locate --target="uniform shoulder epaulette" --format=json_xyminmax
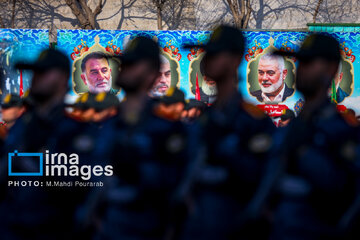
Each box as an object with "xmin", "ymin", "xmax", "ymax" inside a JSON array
[
  {"xmin": 65, "ymin": 111, "xmax": 83, "ymax": 122},
  {"xmin": 241, "ymin": 101, "xmax": 266, "ymax": 119}
]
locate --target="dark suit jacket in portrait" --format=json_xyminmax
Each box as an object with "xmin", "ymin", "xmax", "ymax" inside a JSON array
[{"xmin": 336, "ymin": 87, "xmax": 349, "ymax": 103}]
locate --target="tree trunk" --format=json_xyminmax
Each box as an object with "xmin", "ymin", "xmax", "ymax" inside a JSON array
[
  {"xmin": 0, "ymin": 15, "xmax": 5, "ymax": 28},
  {"xmin": 242, "ymin": 0, "xmax": 252, "ymax": 29},
  {"xmin": 65, "ymin": 0, "xmax": 103, "ymax": 29},
  {"xmin": 227, "ymin": 0, "xmax": 251, "ymax": 29},
  {"xmin": 157, "ymin": 6, "xmax": 162, "ymax": 30},
  {"xmin": 11, "ymin": 0, "xmax": 16, "ymax": 28},
  {"xmin": 227, "ymin": 0, "xmax": 241, "ymax": 28},
  {"xmin": 313, "ymin": 0, "xmax": 323, "ymax": 23}
]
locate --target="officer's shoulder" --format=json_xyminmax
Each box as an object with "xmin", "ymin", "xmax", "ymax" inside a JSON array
[
  {"xmin": 152, "ymin": 112, "xmax": 184, "ymax": 130},
  {"xmin": 339, "ymin": 110, "xmax": 359, "ymax": 127},
  {"xmin": 64, "ymin": 111, "xmax": 83, "ymax": 123},
  {"xmin": 240, "ymin": 101, "xmax": 267, "ymax": 120},
  {"xmin": 317, "ymin": 107, "xmax": 356, "ymax": 137}
]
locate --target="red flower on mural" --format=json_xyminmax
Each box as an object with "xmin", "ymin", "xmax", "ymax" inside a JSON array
[
  {"xmin": 187, "ymin": 47, "xmax": 205, "ymax": 62},
  {"xmin": 70, "ymin": 39, "xmax": 89, "ymax": 60},
  {"xmin": 245, "ymin": 40, "xmax": 263, "ymax": 62},
  {"xmin": 70, "ymin": 52, "xmax": 76, "ymax": 60},
  {"xmin": 187, "ymin": 53, "xmax": 194, "ymax": 61},
  {"xmin": 164, "ymin": 46, "xmax": 172, "ymax": 55},
  {"xmin": 340, "ymin": 42, "xmax": 355, "ymax": 63},
  {"xmin": 163, "ymin": 43, "xmax": 182, "ymax": 62}
]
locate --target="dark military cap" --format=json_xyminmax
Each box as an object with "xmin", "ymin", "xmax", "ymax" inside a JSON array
[
  {"xmin": 184, "ymin": 25, "xmax": 245, "ymax": 55},
  {"xmin": 280, "ymin": 109, "xmax": 295, "ymax": 121},
  {"xmin": 15, "ymin": 49, "xmax": 70, "ymax": 75},
  {"xmin": 1, "ymin": 93, "xmax": 23, "ymax": 109},
  {"xmin": 184, "ymin": 98, "xmax": 207, "ymax": 111},
  {"xmin": 159, "ymin": 87, "xmax": 185, "ymax": 105},
  {"xmin": 274, "ymin": 33, "xmax": 341, "ymax": 62},
  {"xmin": 119, "ymin": 36, "xmax": 160, "ymax": 68}
]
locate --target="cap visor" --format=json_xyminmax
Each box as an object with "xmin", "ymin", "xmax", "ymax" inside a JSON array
[
  {"xmin": 15, "ymin": 62, "xmax": 50, "ymax": 72},
  {"xmin": 1, "ymin": 104, "xmax": 10, "ymax": 109},
  {"xmin": 15, "ymin": 63, "xmax": 37, "ymax": 70},
  {"xmin": 117, "ymin": 53, "xmax": 142, "ymax": 64},
  {"xmin": 1, "ymin": 103, "xmax": 22, "ymax": 108}
]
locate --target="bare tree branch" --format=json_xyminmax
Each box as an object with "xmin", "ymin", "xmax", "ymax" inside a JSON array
[
  {"xmin": 152, "ymin": 0, "xmax": 167, "ymax": 30},
  {"xmin": 243, "ymin": 0, "xmax": 252, "ymax": 28},
  {"xmin": 11, "ymin": 0, "xmax": 16, "ymax": 28},
  {"xmin": 65, "ymin": 0, "xmax": 104, "ymax": 29},
  {"xmin": 94, "ymin": 0, "xmax": 103, "ymax": 15},
  {"xmin": 313, "ymin": 0, "xmax": 323, "ymax": 23},
  {"xmin": 64, "ymin": 0, "xmax": 91, "ymax": 29},
  {"xmin": 0, "ymin": 15, "xmax": 4, "ymax": 28},
  {"xmin": 226, "ymin": 0, "xmax": 252, "ymax": 28}
]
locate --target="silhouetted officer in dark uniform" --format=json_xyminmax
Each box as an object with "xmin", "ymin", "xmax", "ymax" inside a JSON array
[
  {"xmin": 0, "ymin": 49, "xmax": 96, "ymax": 239},
  {"xmin": 0, "ymin": 93, "xmax": 26, "ymax": 144},
  {"xmin": 89, "ymin": 37, "xmax": 191, "ymax": 240},
  {"xmin": 4, "ymin": 49, "xmax": 70, "ymax": 153},
  {"xmin": 153, "ymin": 87, "xmax": 186, "ymax": 122},
  {"xmin": 181, "ymin": 98, "xmax": 208, "ymax": 124},
  {"xmin": 180, "ymin": 25, "xmax": 275, "ymax": 240},
  {"xmin": 68, "ymin": 91, "xmax": 119, "ymax": 124},
  {"xmin": 267, "ymin": 34, "xmax": 359, "ymax": 240}
]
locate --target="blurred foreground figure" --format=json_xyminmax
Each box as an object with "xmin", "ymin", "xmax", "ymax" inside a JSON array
[
  {"xmin": 91, "ymin": 92, "xmax": 119, "ymax": 123},
  {"xmin": 4, "ymin": 49, "xmax": 70, "ymax": 152},
  {"xmin": 268, "ymin": 34, "xmax": 359, "ymax": 240},
  {"xmin": 0, "ymin": 93, "xmax": 25, "ymax": 142},
  {"xmin": 0, "ymin": 49, "xmax": 97, "ymax": 239},
  {"xmin": 278, "ymin": 109, "xmax": 295, "ymax": 128},
  {"xmin": 68, "ymin": 92, "xmax": 119, "ymax": 123},
  {"xmin": 90, "ymin": 37, "xmax": 191, "ymax": 240},
  {"xmin": 180, "ymin": 25, "xmax": 275, "ymax": 240},
  {"xmin": 67, "ymin": 93, "xmax": 91, "ymax": 122},
  {"xmin": 1, "ymin": 93, "xmax": 25, "ymax": 130},
  {"xmin": 181, "ymin": 98, "xmax": 208, "ymax": 123},
  {"xmin": 153, "ymin": 87, "xmax": 185, "ymax": 122}
]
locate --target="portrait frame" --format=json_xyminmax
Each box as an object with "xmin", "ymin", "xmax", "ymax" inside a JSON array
[
  {"xmin": 71, "ymin": 35, "xmax": 121, "ymax": 95},
  {"xmin": 246, "ymin": 38, "xmax": 296, "ymax": 103}
]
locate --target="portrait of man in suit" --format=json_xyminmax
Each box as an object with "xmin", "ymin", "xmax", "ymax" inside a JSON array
[
  {"xmin": 149, "ymin": 55, "xmax": 171, "ymax": 97},
  {"xmin": 251, "ymin": 53, "xmax": 294, "ymax": 103},
  {"xmin": 80, "ymin": 51, "xmax": 118, "ymax": 94},
  {"xmin": 198, "ymin": 58, "xmax": 217, "ymax": 105},
  {"xmin": 332, "ymin": 61, "xmax": 349, "ymax": 103}
]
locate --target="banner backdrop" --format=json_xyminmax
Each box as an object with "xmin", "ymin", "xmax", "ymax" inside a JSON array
[
  {"xmin": 57, "ymin": 30, "xmax": 360, "ymax": 118},
  {"xmin": 0, "ymin": 29, "xmax": 49, "ymax": 98}
]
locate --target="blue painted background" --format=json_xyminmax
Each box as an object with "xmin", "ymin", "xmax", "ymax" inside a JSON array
[
  {"xmin": 56, "ymin": 29, "xmax": 360, "ymax": 115},
  {"xmin": 0, "ymin": 29, "xmax": 49, "ymax": 97}
]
